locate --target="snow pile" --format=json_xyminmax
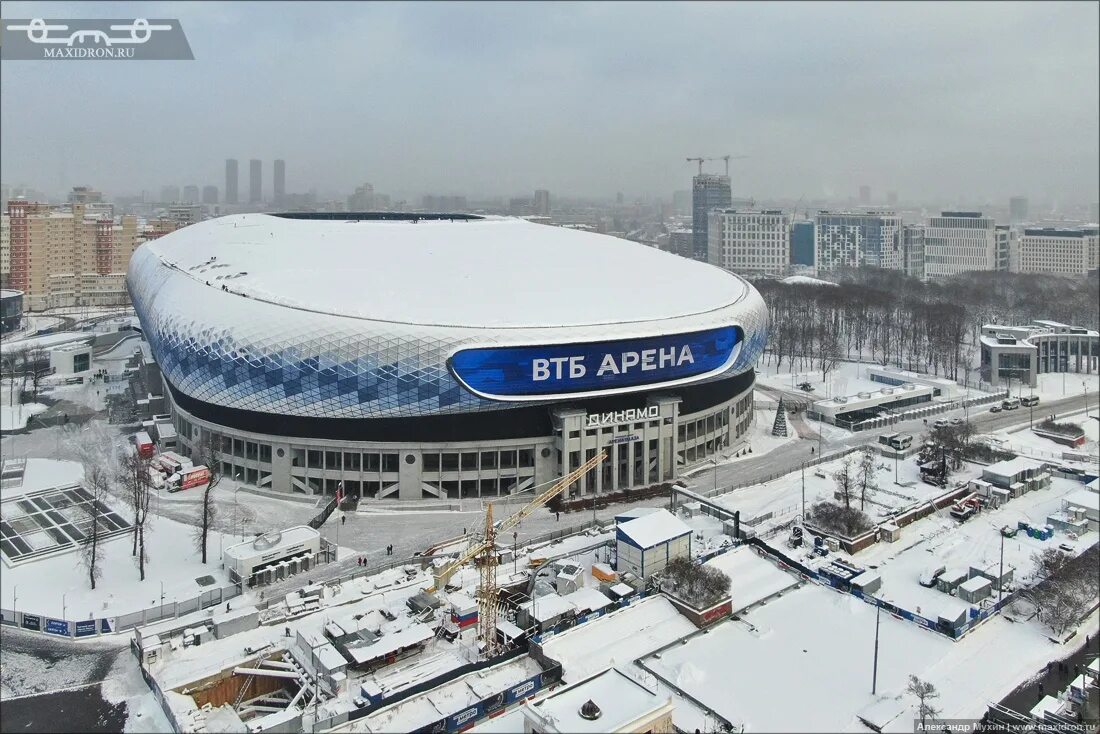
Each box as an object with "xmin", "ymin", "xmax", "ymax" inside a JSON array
[
  {"xmin": 0, "ymin": 402, "xmax": 47, "ymax": 432},
  {"xmin": 780, "ymin": 275, "xmax": 838, "ymax": 287}
]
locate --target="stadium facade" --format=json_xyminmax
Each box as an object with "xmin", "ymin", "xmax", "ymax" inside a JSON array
[{"xmin": 127, "ymin": 213, "xmax": 768, "ymax": 500}]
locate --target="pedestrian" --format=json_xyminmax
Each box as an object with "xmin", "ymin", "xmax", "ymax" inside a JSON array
[
  {"xmin": 357, "ymin": 557, "xmax": 361, "ymax": 567},
  {"xmin": 226, "ymin": 602, "xmax": 230, "ymax": 612},
  {"xmin": 811, "ymin": 446, "xmax": 815, "ymax": 455},
  {"xmin": 341, "ymin": 514, "xmax": 346, "ymax": 525},
  {"xmin": 556, "ymin": 512, "xmax": 560, "ymax": 522}
]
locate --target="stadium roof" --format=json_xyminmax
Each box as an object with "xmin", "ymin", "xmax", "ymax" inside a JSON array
[{"xmin": 143, "ymin": 213, "xmax": 748, "ymax": 329}]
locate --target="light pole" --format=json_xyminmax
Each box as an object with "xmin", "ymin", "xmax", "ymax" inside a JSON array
[
  {"xmin": 801, "ymin": 462, "xmax": 806, "ymax": 521},
  {"xmin": 871, "ymin": 603, "xmax": 881, "ymax": 694},
  {"xmin": 62, "ymin": 593, "xmax": 67, "ymax": 621},
  {"xmin": 998, "ymin": 528, "xmax": 1005, "ymax": 603},
  {"xmin": 159, "ymin": 582, "xmax": 165, "ymax": 619},
  {"xmin": 712, "ymin": 456, "xmax": 720, "ymax": 496},
  {"xmin": 1085, "ymin": 383, "xmax": 1090, "ymax": 419}
]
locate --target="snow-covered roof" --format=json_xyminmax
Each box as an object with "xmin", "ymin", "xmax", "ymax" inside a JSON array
[
  {"xmin": 958, "ymin": 576, "xmax": 992, "ymax": 593},
  {"xmin": 617, "ymin": 509, "xmax": 692, "ymax": 549},
  {"xmin": 344, "ymin": 623, "xmax": 434, "ymax": 665},
  {"xmin": 525, "ymin": 667, "xmax": 667, "ymax": 733},
  {"xmin": 519, "ymin": 593, "xmax": 576, "ymax": 623},
  {"xmin": 141, "ymin": 213, "xmax": 749, "ymax": 329},
  {"xmin": 1064, "ymin": 489, "xmax": 1099, "ymax": 512},
  {"xmin": 780, "ymin": 275, "xmax": 837, "ymax": 287},
  {"xmin": 983, "ymin": 457, "xmax": 1046, "ymax": 478},
  {"xmin": 614, "ymin": 507, "xmax": 662, "ymax": 523},
  {"xmin": 561, "ymin": 587, "xmax": 613, "ymax": 613}
]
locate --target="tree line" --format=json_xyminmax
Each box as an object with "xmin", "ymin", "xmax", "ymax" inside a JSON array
[{"xmin": 755, "ymin": 269, "xmax": 1099, "ymax": 382}]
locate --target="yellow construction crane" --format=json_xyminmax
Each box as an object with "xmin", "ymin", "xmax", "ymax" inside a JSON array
[{"xmin": 425, "ymin": 451, "xmax": 607, "ymax": 656}]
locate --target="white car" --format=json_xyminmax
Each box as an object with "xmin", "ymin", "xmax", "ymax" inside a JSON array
[
  {"xmin": 933, "ymin": 419, "xmax": 949, "ymax": 429},
  {"xmin": 950, "ymin": 417, "xmax": 964, "ymax": 426},
  {"xmin": 1058, "ymin": 543, "xmax": 1074, "ymax": 553}
]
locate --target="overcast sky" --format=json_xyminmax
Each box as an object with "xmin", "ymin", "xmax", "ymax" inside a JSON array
[{"xmin": 2, "ymin": 1, "xmax": 1098, "ymax": 205}]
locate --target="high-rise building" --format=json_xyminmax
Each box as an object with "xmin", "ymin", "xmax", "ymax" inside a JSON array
[
  {"xmin": 182, "ymin": 185, "xmax": 200, "ymax": 204},
  {"xmin": 347, "ymin": 183, "xmax": 374, "ymax": 211},
  {"xmin": 1015, "ymin": 227, "xmax": 1099, "ymax": 277},
  {"xmin": 859, "ymin": 186, "xmax": 871, "ymax": 205},
  {"xmin": 534, "ymin": 189, "xmax": 551, "ymax": 217},
  {"xmin": 225, "ymin": 159, "xmax": 239, "ymax": 205},
  {"xmin": 666, "ymin": 229, "xmax": 693, "ymax": 259},
  {"xmin": 68, "ymin": 186, "xmax": 104, "ymax": 204},
  {"xmin": 202, "ymin": 185, "xmax": 219, "ymax": 205},
  {"xmin": 790, "ymin": 221, "xmax": 815, "ymax": 266},
  {"xmin": 249, "ymin": 160, "xmax": 262, "ymax": 204},
  {"xmin": 996, "ymin": 225, "xmax": 1011, "ymax": 271},
  {"xmin": 273, "ymin": 159, "xmax": 285, "ymax": 205},
  {"xmin": 160, "ymin": 185, "xmax": 180, "ymax": 203},
  {"xmin": 708, "ymin": 209, "xmax": 790, "ymax": 277},
  {"xmin": 1009, "ymin": 196, "xmax": 1029, "ymax": 224},
  {"xmin": 902, "ymin": 224, "xmax": 925, "ymax": 280},
  {"xmin": 691, "ymin": 174, "xmax": 731, "ymax": 261},
  {"xmin": 672, "ymin": 190, "xmax": 691, "ymax": 215},
  {"xmin": 3, "ymin": 200, "xmax": 148, "ymax": 310},
  {"xmin": 508, "ymin": 197, "xmax": 532, "ymax": 215},
  {"xmin": 922, "ymin": 211, "xmax": 998, "ymax": 278},
  {"xmin": 814, "ymin": 211, "xmax": 903, "ymax": 273}
]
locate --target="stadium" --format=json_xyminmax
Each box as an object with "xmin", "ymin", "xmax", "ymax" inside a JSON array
[{"xmin": 126, "ymin": 213, "xmax": 768, "ymax": 500}]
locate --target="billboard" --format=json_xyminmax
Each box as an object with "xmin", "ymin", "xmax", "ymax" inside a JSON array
[{"xmin": 449, "ymin": 326, "xmax": 741, "ymax": 401}]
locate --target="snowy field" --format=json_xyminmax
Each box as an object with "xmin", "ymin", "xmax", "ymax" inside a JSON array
[
  {"xmin": 0, "ymin": 402, "xmax": 47, "ymax": 432},
  {"xmin": 756, "ymin": 358, "xmax": 891, "ymax": 400},
  {"xmin": 982, "ymin": 414, "xmax": 1100, "ymax": 460},
  {"xmin": 641, "ymin": 582, "xmax": 1093, "ymax": 732}
]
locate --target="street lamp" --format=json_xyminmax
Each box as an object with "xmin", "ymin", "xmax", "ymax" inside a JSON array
[
  {"xmin": 62, "ymin": 593, "xmax": 67, "ymax": 621},
  {"xmin": 1085, "ymin": 383, "xmax": 1090, "ymax": 419}
]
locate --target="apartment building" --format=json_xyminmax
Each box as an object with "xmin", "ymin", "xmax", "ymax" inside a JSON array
[
  {"xmin": 708, "ymin": 209, "xmax": 791, "ymax": 276},
  {"xmin": 902, "ymin": 224, "xmax": 925, "ymax": 280},
  {"xmin": 923, "ymin": 211, "xmax": 999, "ymax": 278},
  {"xmin": 2, "ymin": 198, "xmax": 161, "ymax": 310},
  {"xmin": 1015, "ymin": 227, "xmax": 1100, "ymax": 277},
  {"xmin": 814, "ymin": 211, "xmax": 903, "ymax": 272}
]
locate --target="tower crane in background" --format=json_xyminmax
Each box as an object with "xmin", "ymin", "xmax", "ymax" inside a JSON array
[
  {"xmin": 425, "ymin": 451, "xmax": 607, "ymax": 658},
  {"xmin": 687, "ymin": 155, "xmax": 749, "ymax": 176}
]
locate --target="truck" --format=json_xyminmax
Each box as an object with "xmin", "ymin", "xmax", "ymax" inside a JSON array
[
  {"xmin": 134, "ymin": 431, "xmax": 155, "ymax": 459},
  {"xmin": 152, "ymin": 451, "xmax": 192, "ymax": 476},
  {"xmin": 167, "ymin": 465, "xmax": 211, "ymax": 493}
]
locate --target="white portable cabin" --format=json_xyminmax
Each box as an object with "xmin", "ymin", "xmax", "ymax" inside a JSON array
[{"xmin": 615, "ymin": 508, "xmax": 692, "ymax": 579}]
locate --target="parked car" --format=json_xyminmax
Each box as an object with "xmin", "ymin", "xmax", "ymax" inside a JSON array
[
  {"xmin": 1058, "ymin": 543, "xmax": 1074, "ymax": 553},
  {"xmin": 797, "ymin": 382, "xmax": 815, "ymax": 392},
  {"xmin": 950, "ymin": 417, "xmax": 964, "ymax": 426},
  {"xmin": 990, "ymin": 405, "xmax": 1002, "ymax": 413},
  {"xmin": 919, "ymin": 563, "xmax": 946, "ymax": 587},
  {"xmin": 1001, "ymin": 525, "xmax": 1018, "ymax": 538},
  {"xmin": 933, "ymin": 419, "xmax": 949, "ymax": 429}
]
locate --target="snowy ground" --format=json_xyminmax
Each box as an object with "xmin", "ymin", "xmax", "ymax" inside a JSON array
[
  {"xmin": 704, "ymin": 546, "xmax": 802, "ymax": 612},
  {"xmin": 0, "ymin": 402, "xmax": 47, "ymax": 432},
  {"xmin": 981, "ymin": 414, "xmax": 1100, "ymax": 460},
  {"xmin": 756, "ymin": 358, "xmax": 892, "ymax": 401},
  {"xmin": 640, "ymin": 582, "xmax": 1095, "ymax": 733},
  {"xmin": 681, "ymin": 408, "xmax": 802, "ymax": 480},
  {"xmin": 1021, "ymin": 372, "xmax": 1099, "ymax": 402}
]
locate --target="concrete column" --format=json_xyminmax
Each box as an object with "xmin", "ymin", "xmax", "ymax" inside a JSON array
[
  {"xmin": 271, "ymin": 442, "xmax": 292, "ymax": 493},
  {"xmin": 398, "ymin": 451, "xmax": 421, "ymax": 500}
]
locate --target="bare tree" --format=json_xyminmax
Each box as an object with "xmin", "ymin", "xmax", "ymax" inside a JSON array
[
  {"xmin": 906, "ymin": 675, "xmax": 941, "ymax": 727},
  {"xmin": 119, "ymin": 450, "xmax": 154, "ymax": 579},
  {"xmin": 1022, "ymin": 546, "xmax": 1099, "ymax": 635},
  {"xmin": 26, "ymin": 344, "xmax": 49, "ymax": 401},
  {"xmin": 832, "ymin": 456, "xmax": 856, "ymax": 510},
  {"xmin": 856, "ymin": 449, "xmax": 879, "ymax": 511},
  {"xmin": 192, "ymin": 437, "xmax": 222, "ymax": 564},
  {"xmin": 80, "ymin": 462, "xmax": 110, "ymax": 589}
]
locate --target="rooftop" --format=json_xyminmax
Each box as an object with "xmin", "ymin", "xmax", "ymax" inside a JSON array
[
  {"xmin": 143, "ymin": 213, "xmax": 749, "ymax": 329},
  {"xmin": 983, "ymin": 457, "xmax": 1046, "ymax": 478},
  {"xmin": 525, "ymin": 667, "xmax": 669, "ymax": 734},
  {"xmin": 616, "ymin": 508, "xmax": 692, "ymax": 549}
]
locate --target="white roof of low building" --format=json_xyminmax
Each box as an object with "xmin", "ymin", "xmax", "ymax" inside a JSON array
[
  {"xmin": 524, "ymin": 667, "xmax": 668, "ymax": 734},
  {"xmin": 958, "ymin": 576, "xmax": 992, "ymax": 593},
  {"xmin": 223, "ymin": 525, "xmax": 319, "ymax": 564},
  {"xmin": 1064, "ymin": 489, "xmax": 1099, "ymax": 512},
  {"xmin": 561, "ymin": 587, "xmax": 613, "ymax": 613},
  {"xmin": 617, "ymin": 509, "xmax": 691, "ymax": 549},
  {"xmin": 983, "ymin": 457, "xmax": 1046, "ymax": 478},
  {"xmin": 344, "ymin": 623, "xmax": 434, "ymax": 665},
  {"xmin": 518, "ymin": 593, "xmax": 576, "ymax": 623}
]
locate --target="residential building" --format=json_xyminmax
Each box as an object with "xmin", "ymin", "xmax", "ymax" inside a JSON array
[
  {"xmin": 923, "ymin": 211, "xmax": 998, "ymax": 278},
  {"xmin": 273, "ymin": 159, "xmax": 285, "ymax": 206},
  {"xmin": 691, "ymin": 173, "xmax": 731, "ymax": 261},
  {"xmin": 708, "ymin": 208, "xmax": 791, "ymax": 276},
  {"xmin": 1009, "ymin": 196, "xmax": 1028, "ymax": 224},
  {"xmin": 201, "ymin": 185, "xmax": 218, "ymax": 205},
  {"xmin": 814, "ymin": 211, "xmax": 903, "ymax": 272},
  {"xmin": 508, "ymin": 196, "xmax": 532, "ymax": 215},
  {"xmin": 666, "ymin": 228, "xmax": 692, "ymax": 259},
  {"xmin": 1015, "ymin": 227, "xmax": 1099, "ymax": 277},
  {"xmin": 68, "ymin": 186, "xmax": 104, "ymax": 205},
  {"xmin": 225, "ymin": 159, "xmax": 238, "ymax": 205},
  {"xmin": 249, "ymin": 159, "xmax": 262, "ymax": 204},
  {"xmin": 182, "ymin": 185, "xmax": 200, "ymax": 204},
  {"xmin": 790, "ymin": 221, "xmax": 814, "ymax": 266},
  {"xmin": 167, "ymin": 205, "xmax": 203, "ymax": 228},
  {"xmin": 534, "ymin": 189, "xmax": 551, "ymax": 217},
  {"xmin": 347, "ymin": 183, "xmax": 374, "ymax": 211},
  {"xmin": 3, "ymin": 199, "xmax": 148, "ymax": 310},
  {"xmin": 511, "ymin": 667, "xmax": 674, "ymax": 734},
  {"xmin": 902, "ymin": 224, "xmax": 925, "ymax": 280}
]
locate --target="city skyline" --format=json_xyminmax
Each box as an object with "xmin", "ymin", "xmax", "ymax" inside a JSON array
[{"xmin": 1, "ymin": 1, "xmax": 1098, "ymax": 206}]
